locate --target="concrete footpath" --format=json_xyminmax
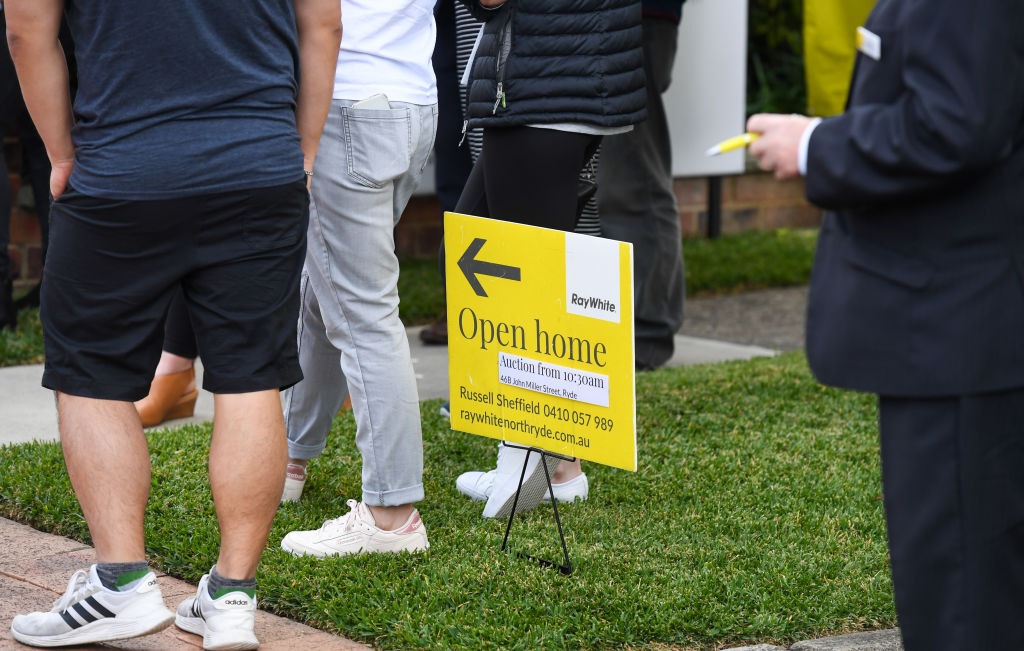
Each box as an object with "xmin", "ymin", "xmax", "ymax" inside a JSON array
[{"xmin": 0, "ymin": 287, "xmax": 901, "ymax": 649}]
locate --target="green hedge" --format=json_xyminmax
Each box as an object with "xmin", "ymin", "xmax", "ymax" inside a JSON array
[{"xmin": 746, "ymin": 0, "xmax": 806, "ymax": 115}]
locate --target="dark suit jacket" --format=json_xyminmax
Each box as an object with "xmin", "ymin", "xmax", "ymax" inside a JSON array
[{"xmin": 804, "ymin": 0, "xmax": 1024, "ymax": 397}]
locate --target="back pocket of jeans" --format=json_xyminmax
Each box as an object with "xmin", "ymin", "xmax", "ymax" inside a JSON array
[{"xmin": 342, "ymin": 106, "xmax": 412, "ymax": 189}]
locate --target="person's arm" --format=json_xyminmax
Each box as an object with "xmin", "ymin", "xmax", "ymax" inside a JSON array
[
  {"xmin": 752, "ymin": 0, "xmax": 1024, "ymax": 209},
  {"xmin": 456, "ymin": 0, "xmax": 507, "ymax": 22},
  {"xmin": 293, "ymin": 0, "xmax": 341, "ymax": 184},
  {"xmin": 5, "ymin": 0, "xmax": 74, "ymax": 198}
]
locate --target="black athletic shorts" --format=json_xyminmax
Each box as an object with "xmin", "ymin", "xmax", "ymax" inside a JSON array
[{"xmin": 41, "ymin": 179, "xmax": 308, "ymax": 401}]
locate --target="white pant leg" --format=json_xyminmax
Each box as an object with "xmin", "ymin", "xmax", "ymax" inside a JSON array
[{"xmin": 286, "ymin": 100, "xmax": 437, "ymax": 506}]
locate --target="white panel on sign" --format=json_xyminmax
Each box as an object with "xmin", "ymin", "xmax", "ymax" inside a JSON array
[{"xmin": 564, "ymin": 232, "xmax": 621, "ymax": 324}]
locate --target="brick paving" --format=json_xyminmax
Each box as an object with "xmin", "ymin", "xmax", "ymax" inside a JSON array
[{"xmin": 0, "ymin": 519, "xmax": 368, "ymax": 651}]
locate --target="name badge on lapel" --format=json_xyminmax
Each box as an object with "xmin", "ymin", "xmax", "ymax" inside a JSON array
[{"xmin": 856, "ymin": 26, "xmax": 882, "ymax": 61}]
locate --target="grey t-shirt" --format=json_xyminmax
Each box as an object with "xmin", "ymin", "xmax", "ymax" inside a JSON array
[{"xmin": 65, "ymin": 0, "xmax": 304, "ymax": 199}]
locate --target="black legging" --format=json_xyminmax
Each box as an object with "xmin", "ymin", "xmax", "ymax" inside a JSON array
[
  {"xmin": 163, "ymin": 286, "xmax": 198, "ymax": 359},
  {"xmin": 455, "ymin": 126, "xmax": 601, "ymax": 229},
  {"xmin": 439, "ymin": 126, "xmax": 601, "ymax": 287}
]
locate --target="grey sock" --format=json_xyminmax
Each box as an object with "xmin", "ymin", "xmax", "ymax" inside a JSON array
[
  {"xmin": 95, "ymin": 561, "xmax": 149, "ymax": 592},
  {"xmin": 207, "ymin": 566, "xmax": 257, "ymax": 600}
]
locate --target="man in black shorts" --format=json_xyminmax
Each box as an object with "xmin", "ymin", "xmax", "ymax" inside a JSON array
[{"xmin": 5, "ymin": 1, "xmax": 339, "ymax": 648}]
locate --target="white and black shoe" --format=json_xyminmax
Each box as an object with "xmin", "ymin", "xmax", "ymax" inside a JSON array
[
  {"xmin": 175, "ymin": 573, "xmax": 258, "ymax": 651},
  {"xmin": 10, "ymin": 565, "xmax": 174, "ymax": 647}
]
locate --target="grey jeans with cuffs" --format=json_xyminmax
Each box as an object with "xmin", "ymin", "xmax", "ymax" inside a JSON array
[{"xmin": 283, "ymin": 99, "xmax": 438, "ymax": 506}]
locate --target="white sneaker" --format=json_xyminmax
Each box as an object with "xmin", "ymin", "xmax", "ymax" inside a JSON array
[
  {"xmin": 544, "ymin": 472, "xmax": 589, "ymax": 503},
  {"xmin": 280, "ymin": 499, "xmax": 429, "ymax": 558},
  {"xmin": 175, "ymin": 573, "xmax": 258, "ymax": 651},
  {"xmin": 455, "ymin": 469, "xmax": 496, "ymax": 501},
  {"xmin": 10, "ymin": 565, "xmax": 174, "ymax": 647},
  {"xmin": 480, "ymin": 443, "xmax": 562, "ymax": 519},
  {"xmin": 281, "ymin": 463, "xmax": 306, "ymax": 503},
  {"xmin": 457, "ymin": 455, "xmax": 589, "ymax": 505},
  {"xmin": 456, "ymin": 443, "xmax": 525, "ymax": 501}
]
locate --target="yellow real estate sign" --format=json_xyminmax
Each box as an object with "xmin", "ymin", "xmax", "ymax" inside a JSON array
[{"xmin": 445, "ymin": 212, "xmax": 637, "ymax": 471}]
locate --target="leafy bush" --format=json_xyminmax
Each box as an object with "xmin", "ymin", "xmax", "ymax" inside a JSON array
[{"xmin": 747, "ymin": 0, "xmax": 807, "ymax": 115}]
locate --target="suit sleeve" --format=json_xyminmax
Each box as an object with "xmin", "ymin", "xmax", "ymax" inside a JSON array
[{"xmin": 805, "ymin": 0, "xmax": 1024, "ymax": 209}]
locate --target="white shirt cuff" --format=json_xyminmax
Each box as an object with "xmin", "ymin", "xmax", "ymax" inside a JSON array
[{"xmin": 798, "ymin": 117, "xmax": 823, "ymax": 177}]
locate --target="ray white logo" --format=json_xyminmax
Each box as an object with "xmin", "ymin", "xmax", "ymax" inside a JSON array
[
  {"xmin": 570, "ymin": 293, "xmax": 616, "ymax": 313},
  {"xmin": 564, "ymin": 233, "xmax": 622, "ymax": 323}
]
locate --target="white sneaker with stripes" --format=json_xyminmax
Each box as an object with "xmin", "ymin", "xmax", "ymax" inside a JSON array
[
  {"xmin": 175, "ymin": 573, "xmax": 258, "ymax": 651},
  {"xmin": 10, "ymin": 565, "xmax": 174, "ymax": 647}
]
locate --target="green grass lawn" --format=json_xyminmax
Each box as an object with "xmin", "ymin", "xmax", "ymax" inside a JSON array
[
  {"xmin": 683, "ymin": 228, "xmax": 817, "ymax": 297},
  {"xmin": 0, "ymin": 352, "xmax": 894, "ymax": 649},
  {"xmin": 0, "ymin": 306, "xmax": 43, "ymax": 368}
]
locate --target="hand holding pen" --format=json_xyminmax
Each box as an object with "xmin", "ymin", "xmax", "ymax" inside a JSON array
[{"xmin": 705, "ymin": 114, "xmax": 813, "ymax": 180}]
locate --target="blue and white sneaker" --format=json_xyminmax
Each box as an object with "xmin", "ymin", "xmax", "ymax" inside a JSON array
[
  {"xmin": 175, "ymin": 572, "xmax": 258, "ymax": 650},
  {"xmin": 439, "ymin": 401, "xmax": 451, "ymax": 419},
  {"xmin": 10, "ymin": 565, "xmax": 173, "ymax": 647}
]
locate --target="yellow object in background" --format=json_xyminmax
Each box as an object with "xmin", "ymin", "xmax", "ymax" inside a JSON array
[
  {"xmin": 803, "ymin": 0, "xmax": 878, "ymax": 117},
  {"xmin": 705, "ymin": 132, "xmax": 761, "ymax": 157}
]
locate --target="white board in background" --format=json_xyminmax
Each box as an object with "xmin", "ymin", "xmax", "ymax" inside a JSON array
[{"xmin": 665, "ymin": 0, "xmax": 749, "ymax": 178}]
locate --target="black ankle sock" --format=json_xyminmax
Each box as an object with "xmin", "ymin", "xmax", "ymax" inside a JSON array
[
  {"xmin": 95, "ymin": 561, "xmax": 149, "ymax": 591},
  {"xmin": 207, "ymin": 566, "xmax": 256, "ymax": 600}
]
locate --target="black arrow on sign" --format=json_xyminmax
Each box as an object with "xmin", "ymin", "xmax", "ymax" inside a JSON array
[{"xmin": 458, "ymin": 238, "xmax": 521, "ymax": 297}]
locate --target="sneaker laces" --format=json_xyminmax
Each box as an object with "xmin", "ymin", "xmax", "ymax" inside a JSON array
[
  {"xmin": 319, "ymin": 499, "xmax": 374, "ymax": 534},
  {"xmin": 51, "ymin": 570, "xmax": 91, "ymax": 613}
]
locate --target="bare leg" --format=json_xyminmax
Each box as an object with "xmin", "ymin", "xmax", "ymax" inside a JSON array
[
  {"xmin": 552, "ymin": 459, "xmax": 583, "ymax": 483},
  {"xmin": 210, "ymin": 390, "xmax": 286, "ymax": 579},
  {"xmin": 367, "ymin": 504, "xmax": 414, "ymax": 530},
  {"xmin": 57, "ymin": 393, "xmax": 150, "ymax": 562},
  {"xmin": 286, "ymin": 457, "xmax": 413, "ymax": 531},
  {"xmin": 153, "ymin": 351, "xmax": 196, "ymax": 393},
  {"xmin": 154, "ymin": 351, "xmax": 193, "ymax": 375}
]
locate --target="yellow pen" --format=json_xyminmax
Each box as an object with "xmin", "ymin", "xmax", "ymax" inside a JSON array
[{"xmin": 704, "ymin": 132, "xmax": 760, "ymax": 157}]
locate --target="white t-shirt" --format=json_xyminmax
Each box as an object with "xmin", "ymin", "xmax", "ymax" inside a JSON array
[{"xmin": 333, "ymin": 0, "xmax": 437, "ymax": 105}]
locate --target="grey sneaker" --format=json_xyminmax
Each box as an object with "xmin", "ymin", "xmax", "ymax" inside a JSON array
[
  {"xmin": 175, "ymin": 573, "xmax": 258, "ymax": 651},
  {"xmin": 10, "ymin": 565, "xmax": 174, "ymax": 647}
]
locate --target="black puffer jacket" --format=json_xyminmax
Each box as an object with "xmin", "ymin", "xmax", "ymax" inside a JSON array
[{"xmin": 459, "ymin": 0, "xmax": 647, "ymax": 129}]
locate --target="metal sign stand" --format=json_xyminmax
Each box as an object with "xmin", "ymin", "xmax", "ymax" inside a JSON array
[{"xmin": 498, "ymin": 442, "xmax": 576, "ymax": 575}]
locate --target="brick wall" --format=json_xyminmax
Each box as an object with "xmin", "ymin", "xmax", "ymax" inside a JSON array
[
  {"xmin": 394, "ymin": 171, "xmax": 823, "ymax": 259},
  {"xmin": 673, "ymin": 173, "xmax": 824, "ymax": 237},
  {"xmin": 4, "ymin": 137, "xmax": 44, "ymax": 291}
]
